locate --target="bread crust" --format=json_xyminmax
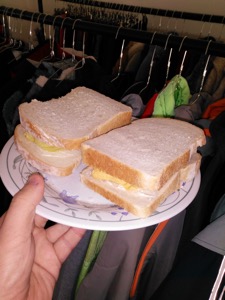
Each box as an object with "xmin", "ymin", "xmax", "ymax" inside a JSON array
[
  {"xmin": 81, "ymin": 167, "xmax": 179, "ymax": 218},
  {"xmin": 81, "ymin": 118, "xmax": 205, "ymax": 191},
  {"xmin": 19, "ymin": 111, "xmax": 132, "ymax": 150},
  {"xmin": 80, "ymin": 153, "xmax": 201, "ymax": 218},
  {"xmin": 82, "ymin": 144, "xmax": 190, "ymax": 190},
  {"xmin": 18, "ymin": 87, "xmax": 132, "ymax": 150}
]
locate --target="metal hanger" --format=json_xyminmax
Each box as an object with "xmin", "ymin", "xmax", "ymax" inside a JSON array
[
  {"xmin": 111, "ymin": 25, "xmax": 125, "ymax": 83},
  {"xmin": 73, "ymin": 30, "xmax": 86, "ymax": 71},
  {"xmin": 178, "ymin": 35, "xmax": 188, "ymax": 76},
  {"xmin": 0, "ymin": 8, "xmax": 16, "ymax": 53},
  {"xmin": 28, "ymin": 12, "xmax": 35, "ymax": 51},
  {"xmin": 7, "ymin": 11, "xmax": 30, "ymax": 64},
  {"xmin": 42, "ymin": 14, "xmax": 49, "ymax": 41},
  {"xmin": 199, "ymin": 14, "xmax": 206, "ymax": 39},
  {"xmin": 60, "ymin": 17, "xmax": 73, "ymax": 60},
  {"xmin": 163, "ymin": 33, "xmax": 173, "ymax": 87},
  {"xmin": 0, "ymin": 8, "xmax": 26, "ymax": 55},
  {"xmin": 191, "ymin": 39, "xmax": 213, "ymax": 104},
  {"xmin": 40, "ymin": 14, "xmax": 60, "ymax": 62},
  {"xmin": 71, "ymin": 18, "xmax": 82, "ymax": 62},
  {"xmin": 139, "ymin": 31, "xmax": 158, "ymax": 96},
  {"xmin": 206, "ymin": 15, "xmax": 214, "ymax": 38},
  {"xmin": 166, "ymin": 10, "xmax": 175, "ymax": 32},
  {"xmin": 0, "ymin": 7, "xmax": 11, "ymax": 49},
  {"xmin": 180, "ymin": 12, "xmax": 187, "ymax": 36}
]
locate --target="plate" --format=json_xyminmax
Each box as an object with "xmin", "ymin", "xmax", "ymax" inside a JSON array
[{"xmin": 0, "ymin": 137, "xmax": 200, "ymax": 231}]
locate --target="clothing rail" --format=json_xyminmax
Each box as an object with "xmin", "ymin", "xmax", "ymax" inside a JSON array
[
  {"xmin": 58, "ymin": 0, "xmax": 225, "ymax": 24},
  {"xmin": 1, "ymin": 6, "xmax": 225, "ymax": 57}
]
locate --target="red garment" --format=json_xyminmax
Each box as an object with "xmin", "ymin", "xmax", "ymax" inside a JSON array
[
  {"xmin": 202, "ymin": 98, "xmax": 225, "ymax": 120},
  {"xmin": 141, "ymin": 93, "xmax": 158, "ymax": 118}
]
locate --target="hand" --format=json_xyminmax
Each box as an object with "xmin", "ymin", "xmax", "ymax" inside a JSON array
[{"xmin": 0, "ymin": 173, "xmax": 86, "ymax": 300}]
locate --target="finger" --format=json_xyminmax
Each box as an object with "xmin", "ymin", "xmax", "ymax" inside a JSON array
[
  {"xmin": 0, "ymin": 213, "xmax": 6, "ymax": 227},
  {"xmin": 34, "ymin": 214, "xmax": 48, "ymax": 228},
  {"xmin": 46, "ymin": 223, "xmax": 72, "ymax": 243},
  {"xmin": 1, "ymin": 173, "xmax": 45, "ymax": 237},
  {"xmin": 53, "ymin": 227, "xmax": 86, "ymax": 263}
]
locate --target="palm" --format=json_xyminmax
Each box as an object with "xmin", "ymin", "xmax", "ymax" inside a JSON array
[{"xmin": 28, "ymin": 217, "xmax": 85, "ymax": 299}]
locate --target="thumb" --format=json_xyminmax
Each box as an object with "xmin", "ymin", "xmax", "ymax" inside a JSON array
[{"xmin": 2, "ymin": 173, "xmax": 45, "ymax": 236}]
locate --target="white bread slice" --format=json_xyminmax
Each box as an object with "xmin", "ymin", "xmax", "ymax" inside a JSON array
[
  {"xmin": 80, "ymin": 153, "xmax": 201, "ymax": 218},
  {"xmin": 18, "ymin": 86, "xmax": 132, "ymax": 150},
  {"xmin": 81, "ymin": 118, "xmax": 206, "ymax": 191},
  {"xmin": 14, "ymin": 124, "xmax": 81, "ymax": 176}
]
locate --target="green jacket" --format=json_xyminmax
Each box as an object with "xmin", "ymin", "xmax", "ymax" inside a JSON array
[{"xmin": 152, "ymin": 75, "xmax": 191, "ymax": 117}]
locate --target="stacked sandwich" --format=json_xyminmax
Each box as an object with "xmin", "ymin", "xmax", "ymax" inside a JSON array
[
  {"xmin": 14, "ymin": 87, "xmax": 206, "ymax": 218},
  {"xmin": 14, "ymin": 86, "xmax": 132, "ymax": 176},
  {"xmin": 80, "ymin": 118, "xmax": 206, "ymax": 218}
]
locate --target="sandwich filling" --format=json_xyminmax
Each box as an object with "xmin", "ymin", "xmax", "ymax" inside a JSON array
[
  {"xmin": 92, "ymin": 168, "xmax": 138, "ymax": 191},
  {"xmin": 24, "ymin": 132, "xmax": 63, "ymax": 152}
]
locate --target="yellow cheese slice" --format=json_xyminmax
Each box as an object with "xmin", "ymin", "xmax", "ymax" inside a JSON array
[
  {"xmin": 92, "ymin": 169, "xmax": 137, "ymax": 191},
  {"xmin": 24, "ymin": 132, "xmax": 63, "ymax": 152}
]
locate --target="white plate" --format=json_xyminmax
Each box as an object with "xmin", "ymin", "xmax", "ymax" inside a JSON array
[{"xmin": 0, "ymin": 137, "xmax": 201, "ymax": 231}]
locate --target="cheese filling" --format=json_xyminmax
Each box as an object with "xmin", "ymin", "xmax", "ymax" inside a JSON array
[
  {"xmin": 92, "ymin": 169, "xmax": 137, "ymax": 191},
  {"xmin": 24, "ymin": 132, "xmax": 63, "ymax": 152}
]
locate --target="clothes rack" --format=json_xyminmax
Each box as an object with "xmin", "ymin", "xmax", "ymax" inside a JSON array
[
  {"xmin": 58, "ymin": 0, "xmax": 225, "ymax": 25},
  {"xmin": 1, "ymin": 6, "xmax": 225, "ymax": 57}
]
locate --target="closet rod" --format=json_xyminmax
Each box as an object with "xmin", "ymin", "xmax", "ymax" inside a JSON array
[
  {"xmin": 58, "ymin": 0, "xmax": 225, "ymax": 24},
  {"xmin": 1, "ymin": 6, "xmax": 225, "ymax": 57}
]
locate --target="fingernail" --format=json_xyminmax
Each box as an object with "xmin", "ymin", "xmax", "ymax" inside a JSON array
[{"xmin": 27, "ymin": 172, "xmax": 44, "ymax": 185}]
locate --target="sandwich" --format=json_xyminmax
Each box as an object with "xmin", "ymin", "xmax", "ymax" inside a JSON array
[
  {"xmin": 14, "ymin": 86, "xmax": 132, "ymax": 176},
  {"xmin": 80, "ymin": 118, "xmax": 206, "ymax": 218}
]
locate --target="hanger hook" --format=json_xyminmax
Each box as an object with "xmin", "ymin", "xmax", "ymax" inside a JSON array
[
  {"xmin": 60, "ymin": 17, "xmax": 72, "ymax": 59},
  {"xmin": 199, "ymin": 14, "xmax": 206, "ymax": 38},
  {"xmin": 61, "ymin": 16, "xmax": 71, "ymax": 29},
  {"xmin": 115, "ymin": 25, "xmax": 123, "ymax": 39},
  {"xmin": 178, "ymin": 35, "xmax": 187, "ymax": 52},
  {"xmin": 72, "ymin": 18, "xmax": 82, "ymax": 30},
  {"xmin": 42, "ymin": 14, "xmax": 49, "ymax": 26},
  {"xmin": 36, "ymin": 12, "xmax": 44, "ymax": 25},
  {"xmin": 41, "ymin": 14, "xmax": 49, "ymax": 40},
  {"xmin": 3, "ymin": 7, "xmax": 10, "ymax": 17},
  {"xmin": 207, "ymin": 15, "xmax": 213, "ymax": 37},
  {"xmin": 205, "ymin": 38, "xmax": 212, "ymax": 55},
  {"xmin": 178, "ymin": 36, "xmax": 188, "ymax": 76},
  {"xmin": 192, "ymin": 38, "xmax": 212, "ymax": 104},
  {"xmin": 28, "ymin": 12, "xmax": 36, "ymax": 50},
  {"xmin": 10, "ymin": 8, "xmax": 16, "ymax": 18},
  {"xmin": 19, "ymin": 9, "xmax": 24, "ymax": 20},
  {"xmin": 52, "ymin": 15, "xmax": 61, "ymax": 28},
  {"xmin": 166, "ymin": 10, "xmax": 175, "ymax": 31},
  {"xmin": 18, "ymin": 10, "xmax": 25, "ymax": 38},
  {"xmin": 72, "ymin": 19, "xmax": 82, "ymax": 52},
  {"xmin": 1, "ymin": 7, "xmax": 7, "ymax": 33},
  {"xmin": 178, "ymin": 11, "xmax": 187, "ymax": 36},
  {"xmin": 111, "ymin": 38, "xmax": 125, "ymax": 82},
  {"xmin": 150, "ymin": 31, "xmax": 157, "ymax": 45},
  {"xmin": 164, "ymin": 33, "xmax": 173, "ymax": 50},
  {"xmin": 8, "ymin": 8, "xmax": 16, "ymax": 34}
]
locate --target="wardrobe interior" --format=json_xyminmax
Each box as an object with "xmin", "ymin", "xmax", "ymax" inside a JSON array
[{"xmin": 0, "ymin": 1, "xmax": 225, "ymax": 299}]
